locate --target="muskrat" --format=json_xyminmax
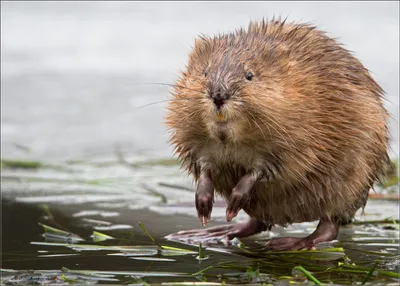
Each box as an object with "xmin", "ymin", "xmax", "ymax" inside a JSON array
[{"xmin": 165, "ymin": 19, "xmax": 393, "ymax": 250}]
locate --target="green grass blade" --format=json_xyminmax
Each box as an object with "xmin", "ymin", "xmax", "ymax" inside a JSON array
[
  {"xmin": 38, "ymin": 223, "xmax": 83, "ymax": 242},
  {"xmin": 138, "ymin": 222, "xmax": 162, "ymax": 248},
  {"xmin": 92, "ymin": 231, "xmax": 114, "ymax": 242},
  {"xmin": 160, "ymin": 245, "xmax": 198, "ymax": 256},
  {"xmin": 192, "ymin": 266, "xmax": 214, "ymax": 276},
  {"xmin": 199, "ymin": 242, "xmax": 205, "ymax": 259},
  {"xmin": 293, "ymin": 266, "xmax": 323, "ymax": 286},
  {"xmin": 1, "ymin": 159, "xmax": 41, "ymax": 169},
  {"xmin": 361, "ymin": 261, "xmax": 379, "ymax": 285}
]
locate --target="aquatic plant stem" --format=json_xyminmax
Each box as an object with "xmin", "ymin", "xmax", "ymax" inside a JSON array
[{"xmin": 293, "ymin": 266, "xmax": 323, "ymax": 285}]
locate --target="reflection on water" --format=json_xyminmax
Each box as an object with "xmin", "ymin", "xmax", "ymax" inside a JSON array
[{"xmin": 1, "ymin": 200, "xmax": 199, "ymax": 273}]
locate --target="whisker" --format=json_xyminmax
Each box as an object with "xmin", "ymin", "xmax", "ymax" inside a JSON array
[
  {"xmin": 261, "ymin": 109, "xmax": 296, "ymax": 145},
  {"xmin": 136, "ymin": 97, "xmax": 204, "ymax": 109},
  {"xmin": 258, "ymin": 114, "xmax": 291, "ymax": 147},
  {"xmin": 246, "ymin": 110, "xmax": 268, "ymax": 142},
  {"xmin": 244, "ymin": 100, "xmax": 293, "ymax": 147},
  {"xmin": 145, "ymin": 82, "xmax": 206, "ymax": 95}
]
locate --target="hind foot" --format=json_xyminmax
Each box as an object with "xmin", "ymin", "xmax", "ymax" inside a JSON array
[
  {"xmin": 266, "ymin": 218, "xmax": 339, "ymax": 251},
  {"xmin": 166, "ymin": 218, "xmax": 269, "ymax": 244}
]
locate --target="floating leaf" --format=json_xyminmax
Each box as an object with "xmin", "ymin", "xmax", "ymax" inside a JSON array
[
  {"xmin": 335, "ymin": 263, "xmax": 400, "ymax": 278},
  {"xmin": 107, "ymin": 250, "xmax": 158, "ymax": 257},
  {"xmin": 161, "ymin": 246, "xmax": 198, "ymax": 256},
  {"xmin": 38, "ymin": 254, "xmax": 79, "ymax": 258},
  {"xmin": 94, "ymin": 224, "xmax": 132, "ymax": 231},
  {"xmin": 30, "ymin": 241, "xmax": 197, "ymax": 257},
  {"xmin": 91, "ymin": 231, "xmax": 114, "ymax": 242},
  {"xmin": 130, "ymin": 257, "xmax": 176, "ymax": 262},
  {"xmin": 61, "ymin": 267, "xmax": 117, "ymax": 278},
  {"xmin": 61, "ymin": 274, "xmax": 79, "ymax": 283},
  {"xmin": 61, "ymin": 269, "xmax": 188, "ymax": 278},
  {"xmin": 38, "ymin": 223, "xmax": 84, "ymax": 243},
  {"xmin": 33, "ymin": 242, "xmax": 157, "ymax": 252}
]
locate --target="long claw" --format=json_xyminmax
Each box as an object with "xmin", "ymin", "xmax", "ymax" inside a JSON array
[
  {"xmin": 226, "ymin": 209, "xmax": 240, "ymax": 222},
  {"xmin": 201, "ymin": 215, "xmax": 209, "ymax": 226},
  {"xmin": 195, "ymin": 173, "xmax": 214, "ymax": 226}
]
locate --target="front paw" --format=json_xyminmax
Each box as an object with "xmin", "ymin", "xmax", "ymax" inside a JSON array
[
  {"xmin": 226, "ymin": 190, "xmax": 250, "ymax": 222},
  {"xmin": 195, "ymin": 192, "xmax": 214, "ymax": 226}
]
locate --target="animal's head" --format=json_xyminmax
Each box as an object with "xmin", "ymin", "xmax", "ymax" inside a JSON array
[{"xmin": 166, "ymin": 20, "xmax": 312, "ymax": 145}]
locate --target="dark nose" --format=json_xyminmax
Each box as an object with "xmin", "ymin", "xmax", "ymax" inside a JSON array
[
  {"xmin": 211, "ymin": 88, "xmax": 228, "ymax": 109},
  {"xmin": 213, "ymin": 97, "xmax": 225, "ymax": 109}
]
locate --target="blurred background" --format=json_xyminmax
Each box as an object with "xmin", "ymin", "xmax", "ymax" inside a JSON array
[{"xmin": 1, "ymin": 1, "xmax": 399, "ymax": 161}]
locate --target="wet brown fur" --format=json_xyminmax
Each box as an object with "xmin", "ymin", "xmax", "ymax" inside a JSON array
[{"xmin": 165, "ymin": 19, "xmax": 393, "ymax": 226}]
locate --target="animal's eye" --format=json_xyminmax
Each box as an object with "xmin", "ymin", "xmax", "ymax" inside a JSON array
[
  {"xmin": 204, "ymin": 71, "xmax": 208, "ymax": 77},
  {"xmin": 245, "ymin": 71, "xmax": 253, "ymax": 81}
]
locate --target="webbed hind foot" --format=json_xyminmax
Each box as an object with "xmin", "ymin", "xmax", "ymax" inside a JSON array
[
  {"xmin": 266, "ymin": 218, "xmax": 339, "ymax": 251},
  {"xmin": 165, "ymin": 218, "xmax": 269, "ymax": 244}
]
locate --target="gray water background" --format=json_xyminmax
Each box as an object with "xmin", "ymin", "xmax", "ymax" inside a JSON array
[{"xmin": 1, "ymin": 1, "xmax": 399, "ymax": 161}]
